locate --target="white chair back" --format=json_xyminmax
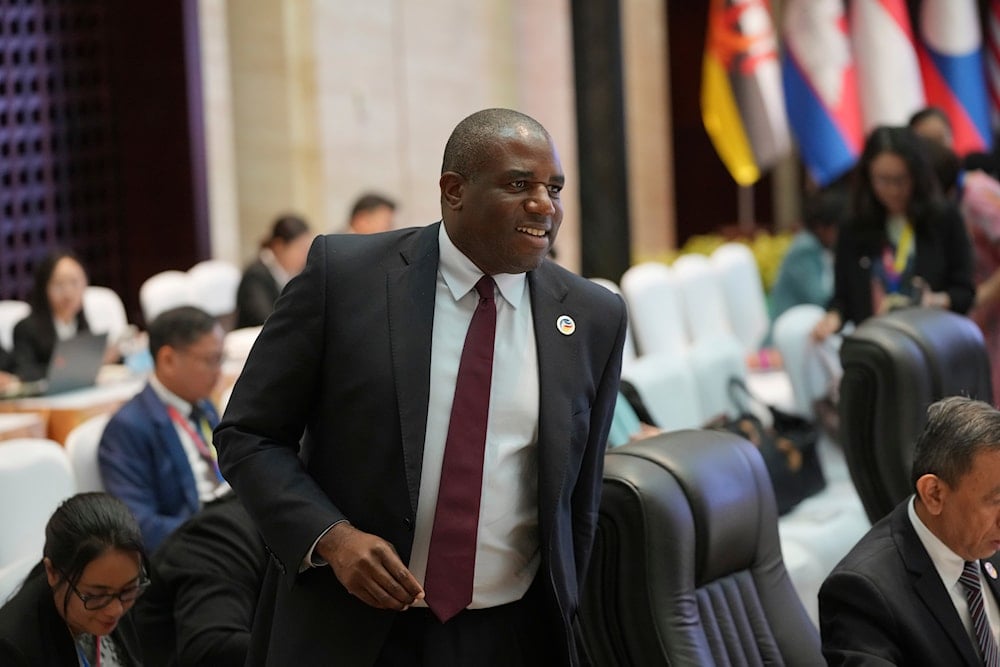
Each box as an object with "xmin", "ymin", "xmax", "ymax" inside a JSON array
[
  {"xmin": 589, "ymin": 278, "xmax": 637, "ymax": 372},
  {"xmin": 83, "ymin": 286, "xmax": 129, "ymax": 344},
  {"xmin": 621, "ymin": 353, "xmax": 704, "ymax": 431},
  {"xmin": 772, "ymin": 304, "xmax": 831, "ymax": 417},
  {"xmin": 188, "ymin": 259, "xmax": 241, "ymax": 318},
  {"xmin": 139, "ymin": 270, "xmax": 194, "ymax": 324},
  {"xmin": 0, "ymin": 439, "xmax": 75, "ymax": 567},
  {"xmin": 619, "ymin": 262, "xmax": 688, "ymax": 356},
  {"xmin": 711, "ymin": 242, "xmax": 770, "ymax": 354},
  {"xmin": 64, "ymin": 413, "xmax": 112, "ymax": 493},
  {"xmin": 0, "ymin": 300, "xmax": 30, "ymax": 352},
  {"xmin": 670, "ymin": 253, "xmax": 734, "ymax": 342}
]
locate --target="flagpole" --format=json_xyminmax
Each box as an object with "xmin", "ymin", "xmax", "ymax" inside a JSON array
[{"xmin": 738, "ymin": 184, "xmax": 755, "ymax": 236}]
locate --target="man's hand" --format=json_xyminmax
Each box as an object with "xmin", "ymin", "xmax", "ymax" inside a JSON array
[{"xmin": 316, "ymin": 522, "xmax": 424, "ymax": 611}]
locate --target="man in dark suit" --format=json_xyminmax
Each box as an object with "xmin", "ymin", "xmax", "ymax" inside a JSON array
[
  {"xmin": 100, "ymin": 306, "xmax": 228, "ymax": 551},
  {"xmin": 820, "ymin": 396, "xmax": 1000, "ymax": 666},
  {"xmin": 215, "ymin": 108, "xmax": 627, "ymax": 666},
  {"xmin": 133, "ymin": 493, "xmax": 265, "ymax": 667}
]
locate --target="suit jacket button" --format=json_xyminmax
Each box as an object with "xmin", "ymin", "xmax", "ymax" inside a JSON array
[{"xmin": 404, "ymin": 516, "xmax": 413, "ymax": 531}]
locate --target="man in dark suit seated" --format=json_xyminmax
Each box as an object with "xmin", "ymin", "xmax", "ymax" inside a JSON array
[
  {"xmin": 215, "ymin": 108, "xmax": 627, "ymax": 666},
  {"xmin": 133, "ymin": 493, "xmax": 265, "ymax": 667},
  {"xmin": 820, "ymin": 396, "xmax": 1000, "ymax": 666},
  {"xmin": 99, "ymin": 305, "xmax": 228, "ymax": 551}
]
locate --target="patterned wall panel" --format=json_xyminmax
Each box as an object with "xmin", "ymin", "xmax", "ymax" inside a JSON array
[{"xmin": 0, "ymin": 0, "xmax": 122, "ymax": 302}]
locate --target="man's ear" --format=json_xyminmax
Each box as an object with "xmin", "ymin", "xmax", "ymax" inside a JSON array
[
  {"xmin": 440, "ymin": 172, "xmax": 465, "ymax": 210},
  {"xmin": 916, "ymin": 473, "xmax": 947, "ymax": 515}
]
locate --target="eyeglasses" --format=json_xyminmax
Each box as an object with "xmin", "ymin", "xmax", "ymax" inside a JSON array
[
  {"xmin": 58, "ymin": 568, "xmax": 151, "ymax": 610},
  {"xmin": 177, "ymin": 349, "xmax": 225, "ymax": 369}
]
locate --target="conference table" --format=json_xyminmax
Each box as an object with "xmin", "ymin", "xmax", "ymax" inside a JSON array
[
  {"xmin": 0, "ymin": 360, "xmax": 244, "ymax": 445},
  {"xmin": 0, "ymin": 365, "xmax": 147, "ymax": 444}
]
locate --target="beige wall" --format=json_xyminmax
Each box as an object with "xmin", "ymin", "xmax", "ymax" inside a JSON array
[{"xmin": 202, "ymin": 0, "xmax": 582, "ymax": 272}]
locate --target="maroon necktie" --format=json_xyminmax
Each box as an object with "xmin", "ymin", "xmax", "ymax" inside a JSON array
[{"xmin": 424, "ymin": 275, "xmax": 497, "ymax": 623}]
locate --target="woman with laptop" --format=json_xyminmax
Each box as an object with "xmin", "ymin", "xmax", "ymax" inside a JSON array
[{"xmin": 10, "ymin": 249, "xmax": 116, "ymax": 383}]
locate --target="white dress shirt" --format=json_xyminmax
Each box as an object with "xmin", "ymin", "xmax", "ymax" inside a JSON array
[
  {"xmin": 406, "ymin": 223, "xmax": 541, "ymax": 608},
  {"xmin": 909, "ymin": 497, "xmax": 1000, "ymax": 647},
  {"xmin": 149, "ymin": 375, "xmax": 229, "ymax": 502}
]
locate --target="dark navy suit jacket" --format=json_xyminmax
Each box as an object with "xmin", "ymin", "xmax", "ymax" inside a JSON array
[
  {"xmin": 99, "ymin": 383, "xmax": 218, "ymax": 551},
  {"xmin": 216, "ymin": 223, "xmax": 627, "ymax": 666},
  {"xmin": 820, "ymin": 499, "xmax": 1000, "ymax": 666}
]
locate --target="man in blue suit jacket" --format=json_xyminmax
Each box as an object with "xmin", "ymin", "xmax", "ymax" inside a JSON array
[
  {"xmin": 100, "ymin": 305, "xmax": 226, "ymax": 551},
  {"xmin": 216, "ymin": 109, "xmax": 627, "ymax": 666}
]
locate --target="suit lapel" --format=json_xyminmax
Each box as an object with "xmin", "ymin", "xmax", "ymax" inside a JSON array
[
  {"xmin": 528, "ymin": 263, "xmax": 574, "ymax": 525},
  {"xmin": 387, "ymin": 223, "xmax": 440, "ymax": 515},
  {"xmin": 141, "ymin": 385, "xmax": 201, "ymax": 513},
  {"xmin": 895, "ymin": 504, "xmax": 983, "ymax": 666}
]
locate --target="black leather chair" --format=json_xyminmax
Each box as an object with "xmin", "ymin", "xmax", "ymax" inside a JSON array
[
  {"xmin": 839, "ymin": 307, "xmax": 992, "ymax": 524},
  {"xmin": 578, "ymin": 429, "xmax": 823, "ymax": 666}
]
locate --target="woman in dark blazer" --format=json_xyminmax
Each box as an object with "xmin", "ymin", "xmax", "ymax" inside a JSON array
[
  {"xmin": 0, "ymin": 492, "xmax": 149, "ymax": 666},
  {"xmin": 812, "ymin": 125, "xmax": 975, "ymax": 340},
  {"xmin": 235, "ymin": 214, "xmax": 313, "ymax": 329},
  {"xmin": 12, "ymin": 249, "xmax": 94, "ymax": 381}
]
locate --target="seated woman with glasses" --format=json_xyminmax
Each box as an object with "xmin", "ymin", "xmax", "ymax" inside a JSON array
[{"xmin": 0, "ymin": 492, "xmax": 150, "ymax": 666}]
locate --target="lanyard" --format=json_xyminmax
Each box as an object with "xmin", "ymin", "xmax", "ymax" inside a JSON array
[
  {"xmin": 76, "ymin": 636, "xmax": 100, "ymax": 667},
  {"xmin": 166, "ymin": 404, "xmax": 223, "ymax": 482},
  {"xmin": 893, "ymin": 221, "xmax": 913, "ymax": 275}
]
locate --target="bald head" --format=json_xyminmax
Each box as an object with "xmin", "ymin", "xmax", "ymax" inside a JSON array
[{"xmin": 441, "ymin": 108, "xmax": 551, "ymax": 179}]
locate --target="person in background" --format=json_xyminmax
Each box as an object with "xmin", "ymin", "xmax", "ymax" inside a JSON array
[
  {"xmin": 99, "ymin": 306, "xmax": 228, "ymax": 552},
  {"xmin": 908, "ymin": 106, "xmax": 954, "ymax": 152},
  {"xmin": 346, "ymin": 192, "xmax": 397, "ymax": 234},
  {"xmin": 235, "ymin": 214, "xmax": 313, "ymax": 329},
  {"xmin": 0, "ymin": 345, "xmax": 17, "ymax": 392},
  {"xmin": 769, "ymin": 186, "xmax": 847, "ymax": 325},
  {"xmin": 820, "ymin": 396, "xmax": 1000, "ymax": 665},
  {"xmin": 133, "ymin": 493, "xmax": 264, "ymax": 667},
  {"xmin": 0, "ymin": 492, "xmax": 149, "ymax": 666},
  {"xmin": 215, "ymin": 108, "xmax": 627, "ymax": 666},
  {"xmin": 11, "ymin": 249, "xmax": 114, "ymax": 381},
  {"xmin": 811, "ymin": 125, "xmax": 975, "ymax": 341}
]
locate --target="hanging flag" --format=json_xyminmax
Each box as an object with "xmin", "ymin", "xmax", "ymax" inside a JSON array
[
  {"xmin": 701, "ymin": 0, "xmax": 792, "ymax": 187},
  {"xmin": 914, "ymin": 0, "xmax": 991, "ymax": 155},
  {"xmin": 849, "ymin": 0, "xmax": 925, "ymax": 131},
  {"xmin": 987, "ymin": 0, "xmax": 1000, "ymax": 133},
  {"xmin": 781, "ymin": 0, "xmax": 863, "ymax": 186}
]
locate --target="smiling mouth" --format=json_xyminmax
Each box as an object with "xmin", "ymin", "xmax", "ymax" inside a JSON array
[{"xmin": 516, "ymin": 226, "xmax": 547, "ymax": 238}]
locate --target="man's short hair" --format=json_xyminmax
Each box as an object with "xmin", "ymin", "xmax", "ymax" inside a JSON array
[
  {"xmin": 441, "ymin": 108, "xmax": 549, "ymax": 179},
  {"xmin": 148, "ymin": 306, "xmax": 218, "ymax": 362},
  {"xmin": 911, "ymin": 396, "xmax": 1000, "ymax": 489},
  {"xmin": 349, "ymin": 193, "xmax": 396, "ymax": 220}
]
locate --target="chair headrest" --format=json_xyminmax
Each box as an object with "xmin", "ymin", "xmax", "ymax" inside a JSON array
[{"xmin": 609, "ymin": 429, "xmax": 778, "ymax": 583}]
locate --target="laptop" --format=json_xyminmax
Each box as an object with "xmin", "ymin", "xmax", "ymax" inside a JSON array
[{"xmin": 3, "ymin": 331, "xmax": 109, "ymax": 398}]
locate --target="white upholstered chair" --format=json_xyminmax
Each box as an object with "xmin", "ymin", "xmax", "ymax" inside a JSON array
[
  {"xmin": 711, "ymin": 242, "xmax": 770, "ymax": 354},
  {"xmin": 188, "ymin": 259, "xmax": 241, "ymax": 320},
  {"xmin": 139, "ymin": 270, "xmax": 194, "ymax": 324},
  {"xmin": 64, "ymin": 412, "xmax": 112, "ymax": 493},
  {"xmin": 83, "ymin": 285, "xmax": 130, "ymax": 344},
  {"xmin": 0, "ymin": 300, "xmax": 30, "ymax": 352},
  {"xmin": 0, "ymin": 439, "xmax": 75, "ymax": 592}
]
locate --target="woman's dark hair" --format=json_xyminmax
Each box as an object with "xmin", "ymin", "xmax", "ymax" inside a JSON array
[
  {"xmin": 28, "ymin": 248, "xmax": 87, "ymax": 320},
  {"xmin": 851, "ymin": 125, "xmax": 941, "ymax": 233},
  {"xmin": 261, "ymin": 214, "xmax": 310, "ymax": 250},
  {"xmin": 43, "ymin": 492, "xmax": 146, "ymax": 617}
]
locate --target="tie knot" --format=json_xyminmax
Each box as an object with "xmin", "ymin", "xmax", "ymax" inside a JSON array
[
  {"xmin": 961, "ymin": 561, "xmax": 982, "ymax": 591},
  {"xmin": 189, "ymin": 403, "xmax": 204, "ymax": 423},
  {"xmin": 475, "ymin": 276, "xmax": 495, "ymax": 303}
]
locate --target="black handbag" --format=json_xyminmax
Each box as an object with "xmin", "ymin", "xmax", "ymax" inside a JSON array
[{"xmin": 706, "ymin": 377, "xmax": 827, "ymax": 515}]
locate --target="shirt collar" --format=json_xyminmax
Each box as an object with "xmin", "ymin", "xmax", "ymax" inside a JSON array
[
  {"xmin": 149, "ymin": 374, "xmax": 195, "ymax": 418},
  {"xmin": 909, "ymin": 495, "xmax": 968, "ymax": 587},
  {"xmin": 437, "ymin": 223, "xmax": 527, "ymax": 308}
]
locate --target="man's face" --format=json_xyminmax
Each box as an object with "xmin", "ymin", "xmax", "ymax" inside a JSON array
[
  {"xmin": 158, "ymin": 325, "xmax": 225, "ymax": 404},
  {"xmin": 934, "ymin": 449, "xmax": 1000, "ymax": 560},
  {"xmin": 442, "ymin": 126, "xmax": 564, "ymax": 275}
]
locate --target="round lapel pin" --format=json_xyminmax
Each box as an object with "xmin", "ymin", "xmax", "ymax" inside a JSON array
[
  {"xmin": 986, "ymin": 562, "xmax": 998, "ymax": 580},
  {"xmin": 556, "ymin": 315, "xmax": 575, "ymax": 336}
]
